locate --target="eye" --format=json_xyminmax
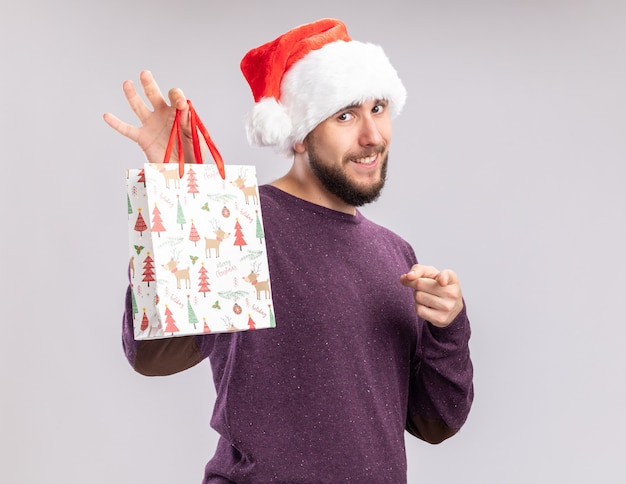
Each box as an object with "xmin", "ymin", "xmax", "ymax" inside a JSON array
[
  {"xmin": 337, "ymin": 111, "xmax": 353, "ymax": 122},
  {"xmin": 372, "ymin": 102, "xmax": 387, "ymax": 114}
]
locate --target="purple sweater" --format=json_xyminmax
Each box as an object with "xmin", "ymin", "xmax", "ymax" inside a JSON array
[{"xmin": 122, "ymin": 185, "xmax": 473, "ymax": 483}]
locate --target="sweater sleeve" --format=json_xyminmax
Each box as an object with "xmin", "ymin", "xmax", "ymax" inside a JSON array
[
  {"xmin": 406, "ymin": 304, "xmax": 474, "ymax": 444},
  {"xmin": 121, "ymin": 285, "xmax": 208, "ymax": 376}
]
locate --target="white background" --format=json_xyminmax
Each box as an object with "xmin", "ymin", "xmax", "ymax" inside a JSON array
[{"xmin": 2, "ymin": 1, "xmax": 625, "ymax": 483}]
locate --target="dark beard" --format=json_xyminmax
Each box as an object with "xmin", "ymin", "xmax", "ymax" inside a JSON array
[{"xmin": 307, "ymin": 146, "xmax": 388, "ymax": 207}]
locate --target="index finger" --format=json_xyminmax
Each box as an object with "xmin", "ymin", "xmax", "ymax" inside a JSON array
[{"xmin": 404, "ymin": 264, "xmax": 440, "ymax": 281}]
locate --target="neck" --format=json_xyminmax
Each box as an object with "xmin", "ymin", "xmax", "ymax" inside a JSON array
[{"xmin": 271, "ymin": 155, "xmax": 356, "ymax": 215}]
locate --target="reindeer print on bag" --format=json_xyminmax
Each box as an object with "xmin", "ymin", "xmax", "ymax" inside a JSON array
[
  {"xmin": 243, "ymin": 262, "xmax": 271, "ymax": 300},
  {"xmin": 162, "ymin": 249, "xmax": 191, "ymax": 289},
  {"xmin": 231, "ymin": 168, "xmax": 259, "ymax": 205},
  {"xmin": 205, "ymin": 220, "xmax": 231, "ymax": 258},
  {"xmin": 158, "ymin": 166, "xmax": 181, "ymax": 189}
]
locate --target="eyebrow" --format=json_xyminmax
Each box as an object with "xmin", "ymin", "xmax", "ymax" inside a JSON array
[{"xmin": 337, "ymin": 99, "xmax": 388, "ymax": 112}]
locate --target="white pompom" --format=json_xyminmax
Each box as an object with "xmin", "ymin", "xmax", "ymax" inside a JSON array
[{"xmin": 245, "ymin": 98, "xmax": 292, "ymax": 149}]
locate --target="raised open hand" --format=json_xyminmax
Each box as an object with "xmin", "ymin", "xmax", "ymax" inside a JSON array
[{"xmin": 103, "ymin": 70, "xmax": 192, "ymax": 163}]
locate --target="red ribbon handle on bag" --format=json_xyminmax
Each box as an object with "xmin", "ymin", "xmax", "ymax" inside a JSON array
[{"xmin": 163, "ymin": 100, "xmax": 226, "ymax": 180}]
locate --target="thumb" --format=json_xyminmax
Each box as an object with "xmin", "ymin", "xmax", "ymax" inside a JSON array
[
  {"xmin": 168, "ymin": 87, "xmax": 188, "ymax": 111},
  {"xmin": 435, "ymin": 269, "xmax": 459, "ymax": 287}
]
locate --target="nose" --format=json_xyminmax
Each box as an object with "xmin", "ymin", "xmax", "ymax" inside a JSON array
[{"xmin": 358, "ymin": 114, "xmax": 384, "ymax": 147}]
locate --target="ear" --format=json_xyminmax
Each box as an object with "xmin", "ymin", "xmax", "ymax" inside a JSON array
[{"xmin": 293, "ymin": 141, "xmax": 307, "ymax": 154}]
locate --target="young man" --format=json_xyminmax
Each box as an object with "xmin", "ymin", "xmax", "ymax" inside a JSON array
[{"xmin": 105, "ymin": 18, "xmax": 473, "ymax": 483}]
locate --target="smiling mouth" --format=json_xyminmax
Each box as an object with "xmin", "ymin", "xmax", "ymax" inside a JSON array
[{"xmin": 351, "ymin": 153, "xmax": 378, "ymax": 165}]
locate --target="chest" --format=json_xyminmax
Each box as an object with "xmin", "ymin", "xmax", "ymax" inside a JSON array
[{"xmin": 264, "ymin": 214, "xmax": 419, "ymax": 357}]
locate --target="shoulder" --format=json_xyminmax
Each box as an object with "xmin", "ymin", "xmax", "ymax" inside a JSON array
[
  {"xmin": 353, "ymin": 212, "xmax": 418, "ymax": 267},
  {"xmin": 259, "ymin": 184, "xmax": 287, "ymax": 211},
  {"xmin": 361, "ymin": 212, "xmax": 414, "ymax": 249}
]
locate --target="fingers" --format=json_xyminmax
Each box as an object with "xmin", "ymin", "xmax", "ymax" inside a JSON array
[
  {"xmin": 412, "ymin": 277, "xmax": 464, "ymax": 328},
  {"xmin": 140, "ymin": 70, "xmax": 168, "ymax": 110},
  {"xmin": 102, "ymin": 112, "xmax": 139, "ymax": 142},
  {"xmin": 413, "ymin": 285, "xmax": 443, "ymax": 311},
  {"xmin": 121, "ymin": 78, "xmax": 152, "ymax": 124},
  {"xmin": 399, "ymin": 264, "xmax": 464, "ymax": 327},
  {"xmin": 410, "ymin": 264, "xmax": 440, "ymax": 279},
  {"xmin": 104, "ymin": 70, "xmax": 191, "ymax": 160},
  {"xmin": 401, "ymin": 266, "xmax": 460, "ymax": 297},
  {"xmin": 400, "ymin": 265, "xmax": 459, "ymax": 286},
  {"xmin": 416, "ymin": 303, "xmax": 462, "ymax": 328},
  {"xmin": 101, "ymin": 74, "xmax": 152, "ymax": 138},
  {"xmin": 400, "ymin": 264, "xmax": 438, "ymax": 286},
  {"xmin": 113, "ymin": 70, "xmax": 185, "ymax": 124},
  {"xmin": 124, "ymin": 70, "xmax": 175, "ymax": 123}
]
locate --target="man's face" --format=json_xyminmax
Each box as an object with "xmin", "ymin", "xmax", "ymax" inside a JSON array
[{"xmin": 303, "ymin": 99, "xmax": 392, "ymax": 207}]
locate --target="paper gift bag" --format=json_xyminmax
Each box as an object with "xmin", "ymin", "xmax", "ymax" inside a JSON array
[{"xmin": 126, "ymin": 101, "xmax": 275, "ymax": 340}]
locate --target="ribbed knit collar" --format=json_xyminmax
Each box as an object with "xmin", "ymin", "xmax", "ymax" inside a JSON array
[{"xmin": 261, "ymin": 184, "xmax": 364, "ymax": 225}]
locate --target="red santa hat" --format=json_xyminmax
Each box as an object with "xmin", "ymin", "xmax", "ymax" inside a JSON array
[{"xmin": 240, "ymin": 18, "xmax": 407, "ymax": 156}]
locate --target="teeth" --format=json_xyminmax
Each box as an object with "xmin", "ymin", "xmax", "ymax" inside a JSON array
[{"xmin": 354, "ymin": 154, "xmax": 377, "ymax": 165}]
